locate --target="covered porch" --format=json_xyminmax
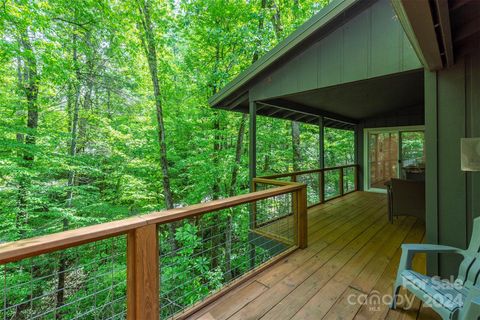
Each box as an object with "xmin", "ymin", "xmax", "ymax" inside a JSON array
[{"xmin": 188, "ymin": 192, "xmax": 436, "ymax": 320}]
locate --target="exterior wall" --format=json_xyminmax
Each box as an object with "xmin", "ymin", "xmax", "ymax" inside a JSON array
[
  {"xmin": 250, "ymin": 0, "xmax": 421, "ymax": 101},
  {"xmin": 425, "ymin": 50, "xmax": 480, "ymax": 277},
  {"xmin": 361, "ymin": 105, "xmax": 424, "ymax": 129},
  {"xmin": 356, "ymin": 107, "xmax": 424, "ymax": 193}
]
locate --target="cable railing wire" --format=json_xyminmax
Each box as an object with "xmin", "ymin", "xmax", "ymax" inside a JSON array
[{"xmin": 158, "ymin": 193, "xmax": 296, "ymax": 319}]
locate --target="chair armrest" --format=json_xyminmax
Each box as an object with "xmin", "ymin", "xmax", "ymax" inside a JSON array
[
  {"xmin": 401, "ymin": 244, "xmax": 465, "ymax": 254},
  {"xmin": 398, "ymin": 244, "xmax": 466, "ymax": 272}
]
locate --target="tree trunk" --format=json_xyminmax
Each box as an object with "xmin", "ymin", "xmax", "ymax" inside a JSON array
[
  {"xmin": 136, "ymin": 0, "xmax": 176, "ymax": 251},
  {"xmin": 137, "ymin": 0, "xmax": 174, "ymax": 210},
  {"xmin": 270, "ymin": 0, "xmax": 283, "ymax": 40},
  {"xmin": 292, "ymin": 121, "xmax": 301, "ymax": 171},
  {"xmin": 228, "ymin": 114, "xmax": 247, "ymax": 197},
  {"xmin": 15, "ymin": 30, "xmax": 39, "ymax": 237},
  {"xmin": 56, "ymin": 31, "xmax": 82, "ymax": 320},
  {"xmin": 225, "ymin": 0, "xmax": 268, "ymax": 280},
  {"xmin": 223, "ymin": 113, "xmax": 247, "ymax": 281}
]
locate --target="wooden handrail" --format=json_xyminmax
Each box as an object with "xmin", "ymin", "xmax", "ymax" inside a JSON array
[
  {"xmin": 0, "ymin": 176, "xmax": 309, "ymax": 320},
  {"xmin": 259, "ymin": 164, "xmax": 358, "ymax": 179},
  {"xmin": 0, "ymin": 184, "xmax": 303, "ymax": 265},
  {"xmin": 258, "ymin": 164, "xmax": 360, "ymax": 208},
  {"xmin": 252, "ymin": 177, "xmax": 303, "ymax": 187}
]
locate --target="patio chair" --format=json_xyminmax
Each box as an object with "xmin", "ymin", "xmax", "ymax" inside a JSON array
[
  {"xmin": 386, "ymin": 178, "xmax": 425, "ymax": 223},
  {"xmin": 391, "ymin": 216, "xmax": 480, "ymax": 320}
]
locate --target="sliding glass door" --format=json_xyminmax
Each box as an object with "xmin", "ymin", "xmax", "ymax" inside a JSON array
[{"xmin": 365, "ymin": 126, "xmax": 425, "ymax": 191}]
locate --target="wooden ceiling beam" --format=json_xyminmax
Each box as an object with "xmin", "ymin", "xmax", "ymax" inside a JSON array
[
  {"xmin": 260, "ymin": 99, "xmax": 358, "ymax": 125},
  {"xmin": 293, "ymin": 114, "xmax": 311, "ymax": 122}
]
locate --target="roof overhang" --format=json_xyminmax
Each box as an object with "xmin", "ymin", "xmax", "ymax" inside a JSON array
[
  {"xmin": 392, "ymin": 0, "xmax": 480, "ymax": 71},
  {"xmin": 208, "ymin": 0, "xmax": 361, "ymax": 108}
]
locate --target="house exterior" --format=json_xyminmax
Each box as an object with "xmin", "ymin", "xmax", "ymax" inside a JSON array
[
  {"xmin": 209, "ymin": 0, "xmax": 480, "ymax": 278},
  {"xmin": 1, "ymin": 0, "xmax": 479, "ymax": 319}
]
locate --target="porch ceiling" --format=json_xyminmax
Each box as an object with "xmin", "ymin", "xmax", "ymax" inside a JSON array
[
  {"xmin": 277, "ymin": 70, "xmax": 424, "ymax": 120},
  {"xmin": 226, "ymin": 70, "xmax": 424, "ymax": 129}
]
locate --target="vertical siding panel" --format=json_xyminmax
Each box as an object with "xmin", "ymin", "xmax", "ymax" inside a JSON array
[
  {"xmin": 402, "ymin": 32, "xmax": 418, "ymax": 70},
  {"xmin": 367, "ymin": 6, "xmax": 372, "ymax": 78},
  {"xmin": 437, "ymin": 60, "xmax": 467, "ymax": 276},
  {"xmin": 342, "ymin": 10, "xmax": 369, "ymax": 82},
  {"xmin": 297, "ymin": 43, "xmax": 319, "ymax": 92},
  {"xmin": 472, "ymin": 53, "xmax": 480, "ymax": 226},
  {"xmin": 425, "ymin": 70, "xmax": 439, "ymax": 276},
  {"xmin": 370, "ymin": 0, "xmax": 401, "ymax": 75},
  {"xmin": 249, "ymin": 0, "xmax": 421, "ymax": 101},
  {"xmin": 466, "ymin": 51, "xmax": 480, "ymax": 239},
  {"xmin": 319, "ymin": 28, "xmax": 342, "ymax": 87}
]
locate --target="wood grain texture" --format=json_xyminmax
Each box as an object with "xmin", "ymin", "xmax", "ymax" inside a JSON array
[
  {"xmin": 296, "ymin": 185, "xmax": 308, "ymax": 249},
  {"xmin": 186, "ymin": 192, "xmax": 438, "ymax": 320},
  {"xmin": 259, "ymin": 164, "xmax": 358, "ymax": 180},
  {"xmin": 0, "ymin": 184, "xmax": 302, "ymax": 264},
  {"xmin": 0, "ymin": 216, "xmax": 147, "ymax": 264},
  {"xmin": 127, "ymin": 224, "xmax": 159, "ymax": 320}
]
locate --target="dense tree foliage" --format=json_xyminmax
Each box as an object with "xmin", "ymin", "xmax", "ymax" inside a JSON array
[{"xmin": 0, "ymin": 0, "xmax": 358, "ymax": 318}]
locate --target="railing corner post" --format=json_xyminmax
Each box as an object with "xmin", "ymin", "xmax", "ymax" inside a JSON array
[
  {"xmin": 296, "ymin": 185, "xmax": 308, "ymax": 249},
  {"xmin": 339, "ymin": 167, "xmax": 344, "ymax": 196},
  {"xmin": 127, "ymin": 224, "xmax": 159, "ymax": 320}
]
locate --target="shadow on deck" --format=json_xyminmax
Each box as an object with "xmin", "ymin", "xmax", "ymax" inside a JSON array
[{"xmin": 186, "ymin": 191, "xmax": 441, "ymax": 320}]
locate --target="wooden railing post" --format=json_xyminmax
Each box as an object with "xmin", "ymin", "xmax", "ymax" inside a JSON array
[
  {"xmin": 354, "ymin": 165, "xmax": 359, "ymax": 191},
  {"xmin": 127, "ymin": 224, "xmax": 159, "ymax": 320},
  {"xmin": 339, "ymin": 168, "xmax": 344, "ymax": 196},
  {"xmin": 294, "ymin": 185, "xmax": 308, "ymax": 249},
  {"xmin": 251, "ymin": 181, "xmax": 257, "ymax": 228},
  {"xmin": 320, "ymin": 170, "xmax": 325, "ymax": 203}
]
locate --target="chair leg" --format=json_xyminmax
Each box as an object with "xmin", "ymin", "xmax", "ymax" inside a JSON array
[{"xmin": 390, "ymin": 283, "xmax": 401, "ymax": 309}]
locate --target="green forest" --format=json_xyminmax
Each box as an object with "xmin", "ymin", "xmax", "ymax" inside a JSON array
[{"xmin": 0, "ymin": 0, "xmax": 356, "ymax": 318}]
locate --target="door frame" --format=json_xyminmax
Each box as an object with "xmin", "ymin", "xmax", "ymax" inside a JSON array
[{"xmin": 363, "ymin": 125, "xmax": 425, "ymax": 193}]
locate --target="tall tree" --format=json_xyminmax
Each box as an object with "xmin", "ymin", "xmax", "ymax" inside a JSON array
[
  {"xmin": 292, "ymin": 121, "xmax": 301, "ymax": 171},
  {"xmin": 15, "ymin": 29, "xmax": 39, "ymax": 237},
  {"xmin": 136, "ymin": 0, "xmax": 174, "ymax": 210}
]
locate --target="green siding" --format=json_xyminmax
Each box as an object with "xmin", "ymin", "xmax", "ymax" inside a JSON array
[
  {"xmin": 342, "ymin": 10, "xmax": 369, "ymax": 82},
  {"xmin": 425, "ymin": 50, "xmax": 480, "ymax": 277},
  {"xmin": 250, "ymin": 0, "xmax": 421, "ymax": 101},
  {"xmin": 424, "ymin": 70, "xmax": 439, "ymax": 276},
  {"xmin": 437, "ymin": 61, "xmax": 467, "ymax": 276}
]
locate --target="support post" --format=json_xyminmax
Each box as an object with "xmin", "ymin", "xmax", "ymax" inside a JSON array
[
  {"xmin": 294, "ymin": 185, "xmax": 308, "ymax": 249},
  {"xmin": 248, "ymin": 100, "xmax": 257, "ymax": 268},
  {"xmin": 319, "ymin": 117, "xmax": 325, "ymax": 203},
  {"xmin": 355, "ymin": 165, "xmax": 359, "ymax": 191},
  {"xmin": 249, "ymin": 101, "xmax": 257, "ymax": 190},
  {"xmin": 319, "ymin": 116, "xmax": 325, "ymax": 169},
  {"xmin": 127, "ymin": 224, "xmax": 159, "ymax": 320},
  {"xmin": 354, "ymin": 124, "xmax": 363, "ymax": 191},
  {"xmin": 339, "ymin": 168, "xmax": 344, "ymax": 196}
]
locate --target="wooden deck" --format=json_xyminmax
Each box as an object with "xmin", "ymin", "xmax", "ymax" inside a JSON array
[{"xmin": 187, "ymin": 191, "xmax": 441, "ymax": 320}]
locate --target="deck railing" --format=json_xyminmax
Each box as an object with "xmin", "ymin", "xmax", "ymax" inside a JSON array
[
  {"xmin": 259, "ymin": 164, "xmax": 359, "ymax": 207},
  {"xmin": 0, "ymin": 183, "xmax": 307, "ymax": 319}
]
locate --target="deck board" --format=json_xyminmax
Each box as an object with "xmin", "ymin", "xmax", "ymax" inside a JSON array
[{"xmin": 187, "ymin": 191, "xmax": 441, "ymax": 320}]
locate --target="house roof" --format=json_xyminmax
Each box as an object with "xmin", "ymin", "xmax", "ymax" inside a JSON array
[
  {"xmin": 208, "ymin": 0, "xmax": 432, "ymax": 130},
  {"xmin": 208, "ymin": 0, "xmax": 360, "ymax": 109},
  {"xmin": 392, "ymin": 0, "xmax": 480, "ymax": 71}
]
